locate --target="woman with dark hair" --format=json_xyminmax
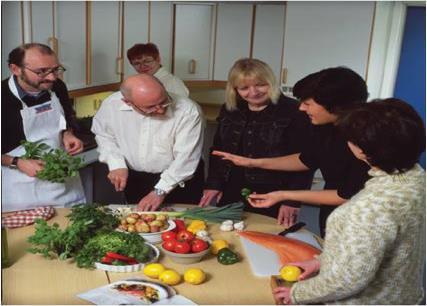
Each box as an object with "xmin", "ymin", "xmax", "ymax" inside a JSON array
[
  {"xmin": 213, "ymin": 67, "xmax": 371, "ymax": 235},
  {"xmin": 199, "ymin": 58, "xmax": 313, "ymax": 221},
  {"xmin": 273, "ymin": 98, "xmax": 426, "ymax": 305}
]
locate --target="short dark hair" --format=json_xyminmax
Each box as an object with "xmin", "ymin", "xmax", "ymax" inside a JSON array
[
  {"xmin": 8, "ymin": 43, "xmax": 55, "ymax": 66},
  {"xmin": 126, "ymin": 43, "xmax": 160, "ymax": 62},
  {"xmin": 337, "ymin": 98, "xmax": 425, "ymax": 174},
  {"xmin": 293, "ymin": 67, "xmax": 368, "ymax": 113}
]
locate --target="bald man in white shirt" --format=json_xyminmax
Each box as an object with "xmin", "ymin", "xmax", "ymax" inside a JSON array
[{"xmin": 92, "ymin": 74, "xmax": 204, "ymax": 211}]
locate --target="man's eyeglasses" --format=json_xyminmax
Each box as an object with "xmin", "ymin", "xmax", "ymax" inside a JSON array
[
  {"xmin": 131, "ymin": 58, "xmax": 156, "ymax": 67},
  {"xmin": 123, "ymin": 94, "xmax": 173, "ymax": 114},
  {"xmin": 23, "ymin": 65, "xmax": 66, "ymax": 78}
]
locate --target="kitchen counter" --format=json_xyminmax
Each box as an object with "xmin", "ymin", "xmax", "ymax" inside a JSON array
[{"xmin": 2, "ymin": 205, "xmax": 292, "ymax": 305}]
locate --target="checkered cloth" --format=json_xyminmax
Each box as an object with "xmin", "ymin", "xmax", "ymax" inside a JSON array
[{"xmin": 2, "ymin": 206, "xmax": 55, "ymax": 228}]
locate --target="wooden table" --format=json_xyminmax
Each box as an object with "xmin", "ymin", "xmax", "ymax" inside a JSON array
[{"xmin": 2, "ymin": 205, "xmax": 288, "ymax": 305}]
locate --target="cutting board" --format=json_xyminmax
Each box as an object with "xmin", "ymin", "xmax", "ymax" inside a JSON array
[{"xmin": 240, "ymin": 230, "xmax": 322, "ymax": 277}]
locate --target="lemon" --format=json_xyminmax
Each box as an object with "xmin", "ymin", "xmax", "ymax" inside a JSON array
[
  {"xmin": 184, "ymin": 268, "xmax": 206, "ymax": 285},
  {"xmin": 143, "ymin": 263, "xmax": 165, "ymax": 279},
  {"xmin": 159, "ymin": 269, "xmax": 181, "ymax": 285},
  {"xmin": 280, "ymin": 265, "xmax": 302, "ymax": 282},
  {"xmin": 211, "ymin": 239, "xmax": 229, "ymax": 255}
]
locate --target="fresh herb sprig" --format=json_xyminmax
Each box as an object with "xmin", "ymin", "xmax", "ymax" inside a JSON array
[{"xmin": 20, "ymin": 140, "xmax": 83, "ymax": 183}]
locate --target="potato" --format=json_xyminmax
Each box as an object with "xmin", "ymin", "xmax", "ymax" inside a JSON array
[
  {"xmin": 142, "ymin": 214, "xmax": 156, "ymax": 223},
  {"xmin": 149, "ymin": 220, "xmax": 163, "ymax": 227},
  {"xmin": 127, "ymin": 213, "xmax": 141, "ymax": 220},
  {"xmin": 120, "ymin": 219, "xmax": 128, "ymax": 225},
  {"xmin": 127, "ymin": 225, "xmax": 136, "ymax": 233},
  {"xmin": 135, "ymin": 220, "xmax": 150, "ymax": 233},
  {"xmin": 149, "ymin": 224, "xmax": 160, "ymax": 233},
  {"xmin": 155, "ymin": 214, "xmax": 167, "ymax": 222},
  {"xmin": 126, "ymin": 217, "xmax": 137, "ymax": 224}
]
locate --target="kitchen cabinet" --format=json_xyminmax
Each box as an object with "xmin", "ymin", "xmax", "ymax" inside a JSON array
[
  {"xmin": 123, "ymin": 1, "xmax": 149, "ymax": 79},
  {"xmin": 282, "ymin": 1, "xmax": 375, "ymax": 87},
  {"xmin": 1, "ymin": 1, "xmax": 22, "ymax": 79},
  {"xmin": 173, "ymin": 3, "xmax": 215, "ymax": 80},
  {"xmin": 213, "ymin": 3, "xmax": 252, "ymax": 81},
  {"xmin": 252, "ymin": 3, "xmax": 286, "ymax": 83},
  {"xmin": 90, "ymin": 1, "xmax": 121, "ymax": 86},
  {"xmin": 31, "ymin": 1, "xmax": 53, "ymax": 47}
]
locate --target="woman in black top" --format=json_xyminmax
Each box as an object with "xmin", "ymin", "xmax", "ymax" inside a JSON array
[
  {"xmin": 199, "ymin": 58, "xmax": 313, "ymax": 223},
  {"xmin": 213, "ymin": 67, "xmax": 371, "ymax": 236}
]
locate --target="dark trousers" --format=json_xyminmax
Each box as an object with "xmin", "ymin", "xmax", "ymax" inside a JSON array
[{"xmin": 124, "ymin": 160, "xmax": 204, "ymax": 205}]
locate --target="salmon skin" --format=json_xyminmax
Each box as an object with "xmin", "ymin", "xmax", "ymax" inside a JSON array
[{"xmin": 238, "ymin": 231, "xmax": 320, "ymax": 265}]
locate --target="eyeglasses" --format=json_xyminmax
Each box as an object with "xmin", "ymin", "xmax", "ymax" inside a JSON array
[
  {"xmin": 131, "ymin": 58, "xmax": 156, "ymax": 67},
  {"xmin": 23, "ymin": 65, "xmax": 66, "ymax": 78},
  {"xmin": 123, "ymin": 94, "xmax": 173, "ymax": 114}
]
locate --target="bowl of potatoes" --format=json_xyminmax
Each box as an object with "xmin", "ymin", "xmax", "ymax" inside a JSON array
[{"xmin": 117, "ymin": 213, "xmax": 176, "ymax": 244}]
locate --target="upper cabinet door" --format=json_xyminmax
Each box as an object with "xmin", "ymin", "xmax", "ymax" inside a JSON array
[
  {"xmin": 174, "ymin": 3, "xmax": 214, "ymax": 80},
  {"xmin": 214, "ymin": 3, "xmax": 252, "ymax": 81},
  {"xmin": 282, "ymin": 2, "xmax": 375, "ymax": 87},
  {"xmin": 150, "ymin": 2, "xmax": 173, "ymax": 72},
  {"xmin": 123, "ymin": 1, "xmax": 149, "ymax": 79},
  {"xmin": 55, "ymin": 2, "xmax": 86, "ymax": 90},
  {"xmin": 91, "ymin": 1, "xmax": 120, "ymax": 86},
  {"xmin": 31, "ymin": 1, "xmax": 53, "ymax": 46},
  {"xmin": 1, "ymin": 1, "xmax": 22, "ymax": 79},
  {"xmin": 252, "ymin": 4, "xmax": 286, "ymax": 83}
]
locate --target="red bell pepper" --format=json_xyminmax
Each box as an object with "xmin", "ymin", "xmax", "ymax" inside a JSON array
[
  {"xmin": 173, "ymin": 219, "xmax": 186, "ymax": 232},
  {"xmin": 105, "ymin": 252, "xmax": 137, "ymax": 263}
]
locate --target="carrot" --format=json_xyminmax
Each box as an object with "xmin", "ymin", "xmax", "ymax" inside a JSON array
[{"xmin": 238, "ymin": 231, "xmax": 320, "ymax": 265}]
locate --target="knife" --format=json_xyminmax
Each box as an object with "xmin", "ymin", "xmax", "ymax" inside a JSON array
[{"xmin": 278, "ymin": 222, "xmax": 306, "ymax": 236}]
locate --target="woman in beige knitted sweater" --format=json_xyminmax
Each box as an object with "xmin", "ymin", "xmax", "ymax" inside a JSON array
[{"xmin": 274, "ymin": 98, "xmax": 426, "ymax": 305}]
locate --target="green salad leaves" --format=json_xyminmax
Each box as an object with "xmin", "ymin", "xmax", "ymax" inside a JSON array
[{"xmin": 27, "ymin": 204, "xmax": 153, "ymax": 269}]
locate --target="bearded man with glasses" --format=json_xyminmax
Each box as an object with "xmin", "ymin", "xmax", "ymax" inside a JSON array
[
  {"xmin": 127, "ymin": 43, "xmax": 189, "ymax": 98},
  {"xmin": 92, "ymin": 74, "xmax": 204, "ymax": 211},
  {"xmin": 1, "ymin": 43, "xmax": 86, "ymax": 212}
]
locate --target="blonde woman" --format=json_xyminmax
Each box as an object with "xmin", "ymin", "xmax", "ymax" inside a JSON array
[{"xmin": 199, "ymin": 58, "xmax": 313, "ymax": 223}]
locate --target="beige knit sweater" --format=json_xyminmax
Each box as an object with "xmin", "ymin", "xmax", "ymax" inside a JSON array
[{"xmin": 291, "ymin": 164, "xmax": 426, "ymax": 305}]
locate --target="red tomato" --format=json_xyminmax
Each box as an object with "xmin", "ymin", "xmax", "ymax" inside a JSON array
[
  {"xmin": 191, "ymin": 238, "xmax": 209, "ymax": 253},
  {"xmin": 162, "ymin": 239, "xmax": 177, "ymax": 252},
  {"xmin": 174, "ymin": 241, "xmax": 191, "ymax": 254},
  {"xmin": 161, "ymin": 231, "xmax": 177, "ymax": 241},
  {"xmin": 176, "ymin": 230, "xmax": 195, "ymax": 242},
  {"xmin": 173, "ymin": 219, "xmax": 186, "ymax": 233}
]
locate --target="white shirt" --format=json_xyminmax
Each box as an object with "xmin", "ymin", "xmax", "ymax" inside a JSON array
[
  {"xmin": 154, "ymin": 67, "xmax": 189, "ymax": 98},
  {"xmin": 91, "ymin": 92, "xmax": 204, "ymax": 193}
]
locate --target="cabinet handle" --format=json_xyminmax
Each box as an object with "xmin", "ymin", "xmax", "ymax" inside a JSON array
[
  {"xmin": 116, "ymin": 57, "xmax": 123, "ymax": 75},
  {"xmin": 281, "ymin": 68, "xmax": 288, "ymax": 84},
  {"xmin": 189, "ymin": 59, "xmax": 196, "ymax": 74},
  {"xmin": 48, "ymin": 37, "xmax": 58, "ymax": 56}
]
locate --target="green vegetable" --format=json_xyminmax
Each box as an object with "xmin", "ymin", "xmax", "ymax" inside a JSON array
[
  {"xmin": 27, "ymin": 204, "xmax": 120, "ymax": 264},
  {"xmin": 217, "ymin": 248, "xmax": 239, "ymax": 265},
  {"xmin": 241, "ymin": 188, "xmax": 252, "ymax": 200},
  {"xmin": 161, "ymin": 202, "xmax": 245, "ymax": 223},
  {"xmin": 20, "ymin": 140, "xmax": 84, "ymax": 183},
  {"xmin": 75, "ymin": 231, "xmax": 151, "ymax": 269}
]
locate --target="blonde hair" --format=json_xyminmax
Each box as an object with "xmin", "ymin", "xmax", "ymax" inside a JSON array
[{"xmin": 225, "ymin": 58, "xmax": 280, "ymax": 111}]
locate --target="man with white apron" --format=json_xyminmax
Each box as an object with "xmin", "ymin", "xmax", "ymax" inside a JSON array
[{"xmin": 1, "ymin": 43, "xmax": 86, "ymax": 212}]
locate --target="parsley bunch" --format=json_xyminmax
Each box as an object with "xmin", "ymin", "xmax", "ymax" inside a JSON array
[{"xmin": 20, "ymin": 140, "xmax": 83, "ymax": 183}]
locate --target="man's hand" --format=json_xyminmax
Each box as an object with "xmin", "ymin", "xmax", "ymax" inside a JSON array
[
  {"xmin": 278, "ymin": 205, "xmax": 300, "ymax": 228},
  {"xmin": 17, "ymin": 159, "xmax": 44, "ymax": 177},
  {"xmin": 62, "ymin": 130, "xmax": 83, "ymax": 155},
  {"xmin": 138, "ymin": 191, "xmax": 166, "ymax": 211},
  {"xmin": 212, "ymin": 150, "xmax": 254, "ymax": 167},
  {"xmin": 107, "ymin": 168, "xmax": 129, "ymax": 192},
  {"xmin": 272, "ymin": 286, "xmax": 293, "ymax": 305},
  {"xmin": 199, "ymin": 189, "xmax": 223, "ymax": 207},
  {"xmin": 247, "ymin": 191, "xmax": 286, "ymax": 208}
]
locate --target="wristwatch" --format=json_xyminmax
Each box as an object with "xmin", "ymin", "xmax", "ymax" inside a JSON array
[
  {"xmin": 154, "ymin": 188, "xmax": 167, "ymax": 196},
  {"xmin": 9, "ymin": 156, "xmax": 19, "ymax": 169}
]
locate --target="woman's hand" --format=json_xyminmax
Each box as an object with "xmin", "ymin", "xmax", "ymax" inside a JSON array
[
  {"xmin": 273, "ymin": 286, "xmax": 293, "ymax": 304},
  {"xmin": 285, "ymin": 259, "xmax": 321, "ymax": 281},
  {"xmin": 212, "ymin": 150, "xmax": 255, "ymax": 167},
  {"xmin": 278, "ymin": 205, "xmax": 300, "ymax": 228},
  {"xmin": 199, "ymin": 189, "xmax": 223, "ymax": 207},
  {"xmin": 247, "ymin": 191, "xmax": 286, "ymax": 208}
]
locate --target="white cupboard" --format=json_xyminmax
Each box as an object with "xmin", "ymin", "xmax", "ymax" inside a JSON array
[
  {"xmin": 282, "ymin": 1, "xmax": 375, "ymax": 87},
  {"xmin": 213, "ymin": 3, "xmax": 252, "ymax": 81},
  {"xmin": 1, "ymin": 1, "xmax": 22, "ymax": 79},
  {"xmin": 252, "ymin": 3, "xmax": 286, "ymax": 83},
  {"xmin": 174, "ymin": 3, "xmax": 215, "ymax": 80}
]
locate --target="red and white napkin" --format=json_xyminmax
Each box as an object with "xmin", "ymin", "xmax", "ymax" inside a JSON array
[{"xmin": 2, "ymin": 206, "xmax": 55, "ymax": 228}]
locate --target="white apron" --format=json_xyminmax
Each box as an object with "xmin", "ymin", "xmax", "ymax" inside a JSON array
[{"xmin": 2, "ymin": 77, "xmax": 86, "ymax": 212}]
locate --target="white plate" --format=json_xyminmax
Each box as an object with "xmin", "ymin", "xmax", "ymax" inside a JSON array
[
  {"xmin": 95, "ymin": 243, "xmax": 160, "ymax": 273},
  {"xmin": 108, "ymin": 280, "xmax": 168, "ymax": 304}
]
